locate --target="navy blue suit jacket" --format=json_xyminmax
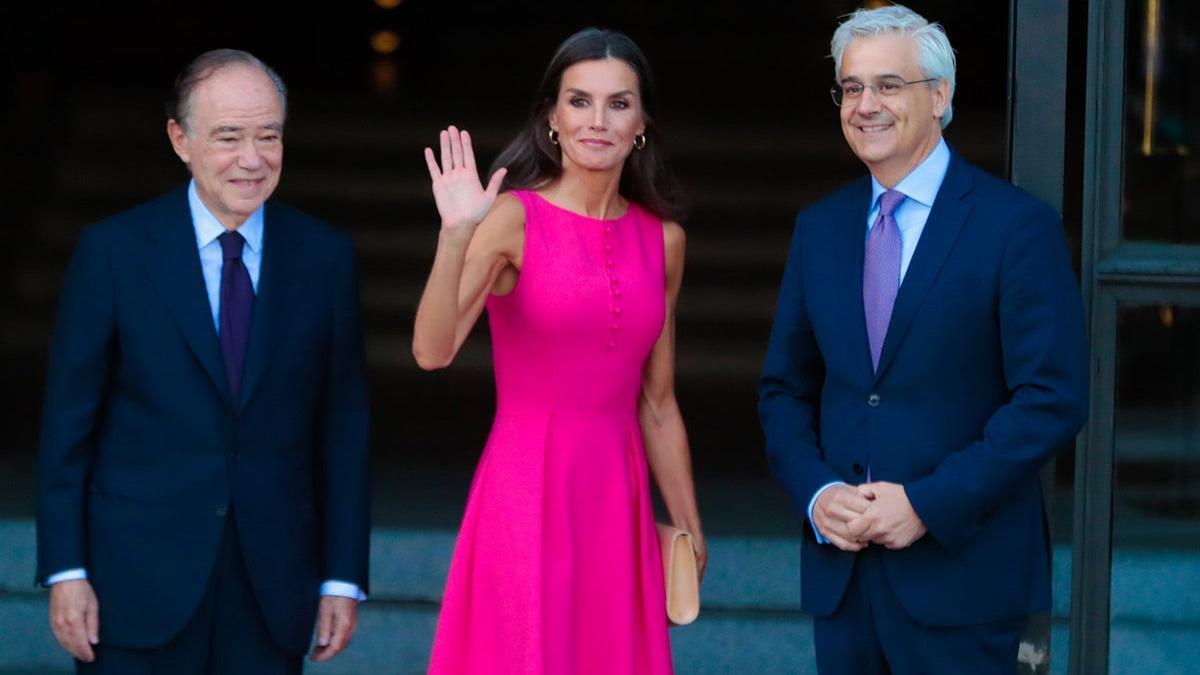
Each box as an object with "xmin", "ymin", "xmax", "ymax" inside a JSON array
[
  {"xmin": 36, "ymin": 186, "xmax": 370, "ymax": 655},
  {"xmin": 758, "ymin": 152, "xmax": 1088, "ymax": 626}
]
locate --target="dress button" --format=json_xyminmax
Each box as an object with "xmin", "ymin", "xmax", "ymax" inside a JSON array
[
  {"xmin": 613, "ymin": 307, "xmax": 622, "ymax": 315},
  {"xmin": 867, "ymin": 394, "xmax": 881, "ymax": 407},
  {"xmin": 606, "ymin": 341, "xmax": 615, "ymax": 350},
  {"xmin": 613, "ymin": 289, "xmax": 622, "ymax": 297},
  {"xmin": 216, "ymin": 505, "xmax": 228, "ymax": 517},
  {"xmin": 605, "ymin": 245, "xmax": 612, "ymax": 252},
  {"xmin": 852, "ymin": 462, "xmax": 865, "ymax": 476},
  {"xmin": 611, "ymin": 323, "xmax": 620, "ymax": 331},
  {"xmin": 605, "ymin": 261, "xmax": 614, "ymax": 269}
]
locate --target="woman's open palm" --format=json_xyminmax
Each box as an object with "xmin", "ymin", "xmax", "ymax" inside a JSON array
[{"xmin": 424, "ymin": 125, "xmax": 507, "ymax": 231}]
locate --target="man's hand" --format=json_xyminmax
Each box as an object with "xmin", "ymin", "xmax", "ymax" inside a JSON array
[
  {"xmin": 310, "ymin": 595, "xmax": 358, "ymax": 662},
  {"xmin": 49, "ymin": 579, "xmax": 99, "ymax": 662},
  {"xmin": 848, "ymin": 482, "xmax": 927, "ymax": 550},
  {"xmin": 813, "ymin": 484, "xmax": 874, "ymax": 552}
]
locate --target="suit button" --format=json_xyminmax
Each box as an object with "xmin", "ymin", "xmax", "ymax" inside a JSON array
[
  {"xmin": 215, "ymin": 505, "xmax": 228, "ymax": 517},
  {"xmin": 852, "ymin": 463, "xmax": 865, "ymax": 476},
  {"xmin": 867, "ymin": 393, "xmax": 881, "ymax": 407}
]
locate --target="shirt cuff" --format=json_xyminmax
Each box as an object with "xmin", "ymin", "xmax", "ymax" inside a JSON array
[
  {"xmin": 807, "ymin": 482, "xmax": 847, "ymax": 545},
  {"xmin": 320, "ymin": 580, "xmax": 367, "ymax": 601},
  {"xmin": 46, "ymin": 568, "xmax": 88, "ymax": 585}
]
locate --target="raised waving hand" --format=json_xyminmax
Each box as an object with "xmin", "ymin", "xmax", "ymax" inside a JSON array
[
  {"xmin": 424, "ymin": 125, "xmax": 507, "ymax": 231},
  {"xmin": 413, "ymin": 126, "xmax": 519, "ymax": 370}
]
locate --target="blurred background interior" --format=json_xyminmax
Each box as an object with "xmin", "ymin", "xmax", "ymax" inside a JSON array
[{"xmin": 0, "ymin": 0, "xmax": 1012, "ymax": 517}]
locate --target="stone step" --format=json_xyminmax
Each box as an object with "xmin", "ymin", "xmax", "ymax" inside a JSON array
[
  {"xmin": 18, "ymin": 207, "xmax": 795, "ymax": 291},
  {"xmin": 24, "ymin": 204, "xmax": 794, "ymax": 268},
  {"xmin": 63, "ymin": 89, "xmax": 1005, "ymax": 166},
  {"xmin": 1, "ymin": 517, "xmax": 814, "ymax": 672},
  {"xmin": 0, "ymin": 592, "xmax": 815, "ymax": 674},
  {"xmin": 6, "ymin": 604, "xmax": 1200, "ymax": 674},
  {"xmin": 4, "ymin": 513, "xmax": 1199, "ymax": 674},
  {"xmin": 6, "ymin": 255, "xmax": 783, "ymax": 329},
  {"xmin": 5, "ymin": 519, "xmax": 1199, "ymax": 627},
  {"xmin": 53, "ymin": 130, "xmax": 856, "ymax": 194},
  {"xmin": 61, "ymin": 90, "xmax": 855, "ymax": 159},
  {"xmin": 0, "ymin": 309, "xmax": 769, "ymax": 379},
  {"xmin": 49, "ymin": 156, "xmax": 819, "ymax": 215},
  {"xmin": 39, "ymin": 90, "xmax": 1005, "ymax": 237}
]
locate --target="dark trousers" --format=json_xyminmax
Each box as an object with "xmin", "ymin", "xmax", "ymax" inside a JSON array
[
  {"xmin": 814, "ymin": 547, "xmax": 1025, "ymax": 675},
  {"xmin": 78, "ymin": 520, "xmax": 302, "ymax": 675}
]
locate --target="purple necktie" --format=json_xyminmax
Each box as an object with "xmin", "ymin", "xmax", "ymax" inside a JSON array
[
  {"xmin": 218, "ymin": 231, "xmax": 254, "ymax": 401},
  {"xmin": 863, "ymin": 189, "xmax": 905, "ymax": 371}
]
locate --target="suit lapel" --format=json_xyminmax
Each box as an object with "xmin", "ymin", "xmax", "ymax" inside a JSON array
[
  {"xmin": 836, "ymin": 178, "xmax": 876, "ymax": 382},
  {"xmin": 873, "ymin": 153, "xmax": 975, "ymax": 383},
  {"xmin": 236, "ymin": 201, "xmax": 291, "ymax": 412},
  {"xmin": 143, "ymin": 187, "xmax": 230, "ymax": 401}
]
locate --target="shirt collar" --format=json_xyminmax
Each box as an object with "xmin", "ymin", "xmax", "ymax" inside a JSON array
[
  {"xmin": 869, "ymin": 137, "xmax": 951, "ymax": 210},
  {"xmin": 187, "ymin": 179, "xmax": 264, "ymax": 253}
]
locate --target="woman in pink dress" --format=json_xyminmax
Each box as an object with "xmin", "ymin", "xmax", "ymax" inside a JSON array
[{"xmin": 413, "ymin": 28, "xmax": 706, "ymax": 674}]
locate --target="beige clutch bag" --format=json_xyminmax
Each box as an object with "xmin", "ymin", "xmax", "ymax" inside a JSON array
[{"xmin": 656, "ymin": 523, "xmax": 700, "ymax": 626}]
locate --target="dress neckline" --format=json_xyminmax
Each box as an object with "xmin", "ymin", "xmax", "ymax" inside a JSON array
[{"xmin": 527, "ymin": 191, "xmax": 635, "ymax": 223}]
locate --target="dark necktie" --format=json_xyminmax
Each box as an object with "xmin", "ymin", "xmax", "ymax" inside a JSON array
[
  {"xmin": 863, "ymin": 189, "xmax": 906, "ymax": 371},
  {"xmin": 218, "ymin": 231, "xmax": 254, "ymax": 401}
]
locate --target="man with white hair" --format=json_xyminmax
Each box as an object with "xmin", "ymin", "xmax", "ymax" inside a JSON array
[{"xmin": 759, "ymin": 5, "xmax": 1088, "ymax": 672}]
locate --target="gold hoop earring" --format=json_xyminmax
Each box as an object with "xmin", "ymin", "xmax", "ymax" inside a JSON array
[
  {"xmin": 634, "ymin": 134, "xmax": 646, "ymax": 150},
  {"xmin": 548, "ymin": 128, "xmax": 559, "ymax": 145}
]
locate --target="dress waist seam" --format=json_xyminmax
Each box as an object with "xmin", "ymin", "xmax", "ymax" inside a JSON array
[{"xmin": 494, "ymin": 408, "xmax": 638, "ymax": 421}]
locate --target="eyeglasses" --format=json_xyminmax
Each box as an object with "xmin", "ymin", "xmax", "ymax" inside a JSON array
[{"xmin": 830, "ymin": 77, "xmax": 938, "ymax": 106}]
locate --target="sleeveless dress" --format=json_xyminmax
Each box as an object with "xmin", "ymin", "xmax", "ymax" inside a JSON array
[{"xmin": 427, "ymin": 190, "xmax": 673, "ymax": 674}]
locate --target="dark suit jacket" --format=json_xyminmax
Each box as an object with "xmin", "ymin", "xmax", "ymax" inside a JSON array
[
  {"xmin": 36, "ymin": 185, "xmax": 371, "ymax": 655},
  {"xmin": 758, "ymin": 152, "xmax": 1088, "ymax": 626}
]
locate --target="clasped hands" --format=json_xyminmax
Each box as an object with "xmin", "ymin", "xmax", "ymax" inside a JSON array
[{"xmin": 812, "ymin": 482, "xmax": 927, "ymax": 552}]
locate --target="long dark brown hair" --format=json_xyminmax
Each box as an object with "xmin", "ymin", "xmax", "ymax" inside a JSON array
[{"xmin": 490, "ymin": 28, "xmax": 687, "ymax": 223}]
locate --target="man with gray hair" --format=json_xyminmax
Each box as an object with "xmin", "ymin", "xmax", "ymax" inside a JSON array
[
  {"xmin": 36, "ymin": 49, "xmax": 370, "ymax": 674},
  {"xmin": 759, "ymin": 5, "xmax": 1087, "ymax": 672}
]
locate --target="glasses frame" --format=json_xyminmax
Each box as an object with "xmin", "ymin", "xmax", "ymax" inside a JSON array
[{"xmin": 830, "ymin": 77, "xmax": 939, "ymax": 106}]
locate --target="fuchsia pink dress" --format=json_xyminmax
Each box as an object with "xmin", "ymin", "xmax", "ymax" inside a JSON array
[{"xmin": 427, "ymin": 190, "xmax": 674, "ymax": 674}]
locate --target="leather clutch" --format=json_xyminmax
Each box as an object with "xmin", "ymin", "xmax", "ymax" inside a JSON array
[{"xmin": 656, "ymin": 523, "xmax": 700, "ymax": 626}]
